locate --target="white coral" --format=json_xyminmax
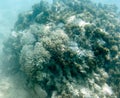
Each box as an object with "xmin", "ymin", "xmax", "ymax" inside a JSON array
[
  {"xmin": 80, "ymin": 88, "xmax": 91, "ymax": 98},
  {"xmin": 102, "ymin": 83, "xmax": 113, "ymax": 96}
]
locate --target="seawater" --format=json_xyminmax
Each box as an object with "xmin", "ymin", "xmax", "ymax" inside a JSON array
[{"xmin": 0, "ymin": 0, "xmax": 119, "ymax": 98}]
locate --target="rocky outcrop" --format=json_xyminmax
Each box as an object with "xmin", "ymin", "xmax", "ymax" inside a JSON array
[{"xmin": 3, "ymin": 0, "xmax": 120, "ymax": 97}]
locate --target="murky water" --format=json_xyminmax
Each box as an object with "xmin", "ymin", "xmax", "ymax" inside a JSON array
[
  {"xmin": 0, "ymin": 1, "xmax": 40, "ymax": 98},
  {"xmin": 0, "ymin": 0, "xmax": 119, "ymax": 98}
]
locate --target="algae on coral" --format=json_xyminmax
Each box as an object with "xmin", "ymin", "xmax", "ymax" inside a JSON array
[{"xmin": 3, "ymin": 0, "xmax": 120, "ymax": 98}]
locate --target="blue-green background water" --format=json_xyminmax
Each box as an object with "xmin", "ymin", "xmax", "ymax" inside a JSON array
[
  {"xmin": 0, "ymin": 0, "xmax": 119, "ymax": 98},
  {"xmin": 0, "ymin": 0, "xmax": 119, "ymax": 38},
  {"xmin": 92, "ymin": 0, "xmax": 120, "ymax": 6},
  {"xmin": 0, "ymin": 0, "xmax": 119, "ymax": 51}
]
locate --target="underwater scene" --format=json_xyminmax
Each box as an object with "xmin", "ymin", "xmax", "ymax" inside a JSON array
[{"xmin": 0, "ymin": 0, "xmax": 120, "ymax": 98}]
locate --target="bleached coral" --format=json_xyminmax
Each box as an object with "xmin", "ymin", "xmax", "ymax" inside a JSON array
[{"xmin": 102, "ymin": 83, "xmax": 113, "ymax": 96}]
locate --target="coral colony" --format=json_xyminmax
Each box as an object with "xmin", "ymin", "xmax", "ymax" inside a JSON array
[{"xmin": 3, "ymin": 0, "xmax": 120, "ymax": 98}]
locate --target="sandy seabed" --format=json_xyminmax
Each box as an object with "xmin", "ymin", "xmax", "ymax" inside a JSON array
[{"xmin": 0, "ymin": 69, "xmax": 32, "ymax": 98}]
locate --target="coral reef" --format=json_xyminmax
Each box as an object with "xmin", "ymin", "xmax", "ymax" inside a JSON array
[{"xmin": 3, "ymin": 0, "xmax": 120, "ymax": 98}]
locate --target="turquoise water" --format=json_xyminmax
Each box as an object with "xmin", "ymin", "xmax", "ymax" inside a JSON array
[
  {"xmin": 0, "ymin": 0, "xmax": 119, "ymax": 37},
  {"xmin": 0, "ymin": 0, "xmax": 119, "ymax": 98},
  {"xmin": 92, "ymin": 0, "xmax": 120, "ymax": 7}
]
